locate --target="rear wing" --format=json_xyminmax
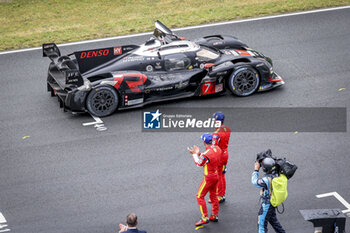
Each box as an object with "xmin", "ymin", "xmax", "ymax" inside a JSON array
[
  {"xmin": 42, "ymin": 43, "xmax": 61, "ymax": 60},
  {"xmin": 43, "ymin": 43, "xmax": 83, "ymax": 87},
  {"xmin": 43, "ymin": 43, "xmax": 139, "ymax": 87}
]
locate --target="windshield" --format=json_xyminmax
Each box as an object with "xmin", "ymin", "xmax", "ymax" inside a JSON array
[
  {"xmin": 164, "ymin": 54, "xmax": 191, "ymax": 71},
  {"xmin": 153, "ymin": 20, "xmax": 178, "ymax": 44},
  {"xmin": 196, "ymin": 47, "xmax": 220, "ymax": 62}
]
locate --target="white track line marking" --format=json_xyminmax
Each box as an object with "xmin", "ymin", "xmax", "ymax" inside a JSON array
[
  {"xmin": 316, "ymin": 192, "xmax": 350, "ymax": 214},
  {"xmin": 82, "ymin": 115, "xmax": 107, "ymax": 131},
  {"xmin": 0, "ymin": 213, "xmax": 10, "ymax": 232},
  {"xmin": 82, "ymin": 115, "xmax": 103, "ymax": 126},
  {"xmin": 0, "ymin": 225, "xmax": 8, "ymax": 229},
  {"xmin": 0, "ymin": 229, "xmax": 11, "ymax": 232},
  {"xmin": 0, "ymin": 213, "xmax": 6, "ymax": 224},
  {"xmin": 0, "ymin": 5, "xmax": 350, "ymax": 55}
]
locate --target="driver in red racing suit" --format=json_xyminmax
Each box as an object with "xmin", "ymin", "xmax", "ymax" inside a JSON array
[
  {"xmin": 188, "ymin": 133, "xmax": 222, "ymax": 226},
  {"xmin": 212, "ymin": 112, "xmax": 231, "ymax": 203}
]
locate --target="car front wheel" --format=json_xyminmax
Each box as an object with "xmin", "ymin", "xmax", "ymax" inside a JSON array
[{"xmin": 228, "ymin": 67, "xmax": 260, "ymax": 96}]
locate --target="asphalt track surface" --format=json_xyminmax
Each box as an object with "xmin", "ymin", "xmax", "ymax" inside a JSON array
[{"xmin": 1, "ymin": 8, "xmax": 350, "ymax": 233}]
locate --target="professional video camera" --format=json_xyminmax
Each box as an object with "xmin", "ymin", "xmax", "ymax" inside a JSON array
[{"xmin": 256, "ymin": 149, "xmax": 298, "ymax": 179}]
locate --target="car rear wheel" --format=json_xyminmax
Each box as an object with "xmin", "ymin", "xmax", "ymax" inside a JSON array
[
  {"xmin": 228, "ymin": 67, "xmax": 259, "ymax": 96},
  {"xmin": 86, "ymin": 86, "xmax": 119, "ymax": 117}
]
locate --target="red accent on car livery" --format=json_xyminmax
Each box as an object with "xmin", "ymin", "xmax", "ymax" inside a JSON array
[
  {"xmin": 204, "ymin": 63, "xmax": 215, "ymax": 69},
  {"xmin": 113, "ymin": 74, "xmax": 124, "ymax": 89},
  {"xmin": 201, "ymin": 82, "xmax": 215, "ymax": 95},
  {"xmin": 268, "ymin": 76, "xmax": 284, "ymax": 83},
  {"xmin": 235, "ymin": 50, "xmax": 252, "ymax": 56},
  {"xmin": 113, "ymin": 73, "xmax": 148, "ymax": 93},
  {"xmin": 125, "ymin": 73, "xmax": 148, "ymax": 93},
  {"xmin": 80, "ymin": 49, "xmax": 109, "ymax": 59}
]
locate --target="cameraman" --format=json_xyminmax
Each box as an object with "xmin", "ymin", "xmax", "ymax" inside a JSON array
[{"xmin": 252, "ymin": 158, "xmax": 285, "ymax": 233}]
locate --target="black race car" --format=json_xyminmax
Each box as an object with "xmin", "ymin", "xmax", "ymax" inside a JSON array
[{"xmin": 43, "ymin": 20, "xmax": 284, "ymax": 117}]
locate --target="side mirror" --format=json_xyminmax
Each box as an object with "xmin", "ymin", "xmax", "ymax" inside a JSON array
[
  {"xmin": 204, "ymin": 63, "xmax": 215, "ymax": 69},
  {"xmin": 157, "ymin": 51, "xmax": 161, "ymax": 59},
  {"xmin": 204, "ymin": 63, "xmax": 215, "ymax": 72}
]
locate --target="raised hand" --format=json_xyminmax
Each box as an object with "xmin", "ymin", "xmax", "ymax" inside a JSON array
[
  {"xmin": 193, "ymin": 145, "xmax": 200, "ymax": 154},
  {"xmin": 187, "ymin": 146, "xmax": 195, "ymax": 154},
  {"xmin": 118, "ymin": 224, "xmax": 127, "ymax": 233}
]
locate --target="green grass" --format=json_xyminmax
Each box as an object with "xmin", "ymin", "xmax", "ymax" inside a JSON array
[{"xmin": 0, "ymin": 0, "xmax": 349, "ymax": 51}]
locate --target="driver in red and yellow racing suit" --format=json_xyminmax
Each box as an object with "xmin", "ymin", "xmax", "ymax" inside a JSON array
[
  {"xmin": 188, "ymin": 133, "xmax": 222, "ymax": 226},
  {"xmin": 212, "ymin": 112, "xmax": 231, "ymax": 203}
]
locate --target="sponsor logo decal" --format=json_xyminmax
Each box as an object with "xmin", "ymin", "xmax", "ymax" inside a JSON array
[
  {"xmin": 146, "ymin": 65, "xmax": 154, "ymax": 72},
  {"xmin": 155, "ymin": 62, "xmax": 162, "ymax": 69},
  {"xmin": 66, "ymin": 71, "xmax": 80, "ymax": 78},
  {"xmin": 122, "ymin": 56, "xmax": 144, "ymax": 62},
  {"xmin": 175, "ymin": 81, "xmax": 189, "ymax": 89},
  {"xmin": 215, "ymin": 83, "xmax": 224, "ymax": 92},
  {"xmin": 80, "ymin": 49, "xmax": 109, "ymax": 59},
  {"xmin": 123, "ymin": 46, "xmax": 135, "ymax": 51},
  {"xmin": 114, "ymin": 46, "xmax": 122, "ymax": 55},
  {"xmin": 217, "ymin": 71, "xmax": 227, "ymax": 76},
  {"xmin": 151, "ymin": 86, "xmax": 173, "ymax": 92},
  {"xmin": 126, "ymin": 98, "xmax": 144, "ymax": 106},
  {"xmin": 65, "ymin": 70, "xmax": 82, "ymax": 85}
]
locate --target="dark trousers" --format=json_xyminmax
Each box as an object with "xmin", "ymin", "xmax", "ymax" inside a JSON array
[{"xmin": 258, "ymin": 203, "xmax": 285, "ymax": 233}]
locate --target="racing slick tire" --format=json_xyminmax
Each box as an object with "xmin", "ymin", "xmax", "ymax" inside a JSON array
[
  {"xmin": 86, "ymin": 86, "xmax": 119, "ymax": 117},
  {"xmin": 228, "ymin": 67, "xmax": 260, "ymax": 96}
]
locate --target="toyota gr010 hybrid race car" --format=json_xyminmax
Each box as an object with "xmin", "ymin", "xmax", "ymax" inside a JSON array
[{"xmin": 43, "ymin": 20, "xmax": 284, "ymax": 117}]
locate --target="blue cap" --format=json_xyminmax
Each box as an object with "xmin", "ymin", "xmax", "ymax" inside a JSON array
[
  {"xmin": 213, "ymin": 112, "xmax": 225, "ymax": 121},
  {"xmin": 201, "ymin": 133, "xmax": 213, "ymax": 144}
]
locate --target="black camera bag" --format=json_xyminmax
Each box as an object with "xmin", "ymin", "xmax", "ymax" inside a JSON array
[{"xmin": 276, "ymin": 159, "xmax": 297, "ymax": 179}]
